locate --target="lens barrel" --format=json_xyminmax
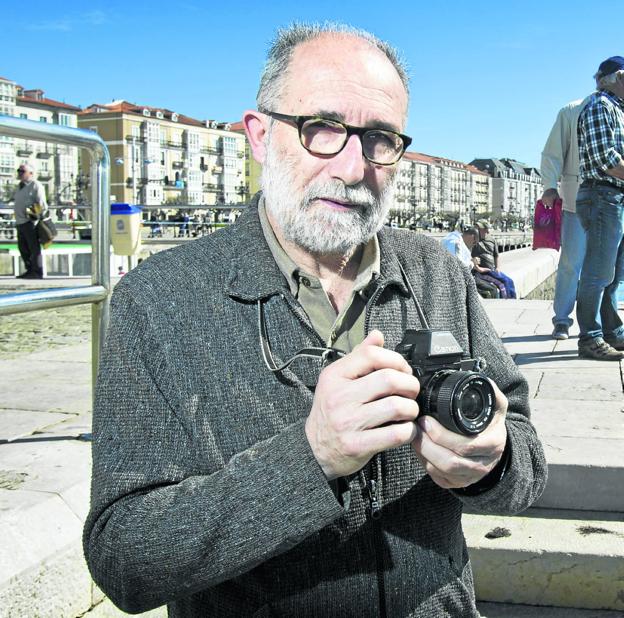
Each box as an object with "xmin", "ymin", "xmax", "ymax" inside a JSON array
[{"xmin": 422, "ymin": 370, "xmax": 495, "ymax": 435}]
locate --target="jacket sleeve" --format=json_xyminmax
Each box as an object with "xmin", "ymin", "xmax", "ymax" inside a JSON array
[
  {"xmin": 452, "ymin": 269, "xmax": 548, "ymax": 514},
  {"xmin": 540, "ymin": 107, "xmax": 568, "ymax": 190},
  {"xmin": 83, "ymin": 285, "xmax": 344, "ymax": 613}
]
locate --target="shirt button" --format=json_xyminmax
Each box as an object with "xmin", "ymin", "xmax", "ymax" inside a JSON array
[{"xmin": 301, "ymin": 277, "xmax": 311, "ymax": 287}]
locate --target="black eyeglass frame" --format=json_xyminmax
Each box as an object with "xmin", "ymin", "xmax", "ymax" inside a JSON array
[{"xmin": 262, "ymin": 110, "xmax": 412, "ymax": 166}]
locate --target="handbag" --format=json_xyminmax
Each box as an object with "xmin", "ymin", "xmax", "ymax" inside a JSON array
[
  {"xmin": 36, "ymin": 215, "xmax": 57, "ymax": 249},
  {"xmin": 532, "ymin": 198, "xmax": 562, "ymax": 250},
  {"xmin": 28, "ymin": 204, "xmax": 58, "ymax": 249}
]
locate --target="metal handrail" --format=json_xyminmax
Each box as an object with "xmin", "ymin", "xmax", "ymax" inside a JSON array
[{"xmin": 0, "ymin": 115, "xmax": 111, "ymax": 389}]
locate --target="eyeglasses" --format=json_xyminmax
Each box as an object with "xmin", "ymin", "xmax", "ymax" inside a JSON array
[
  {"xmin": 17, "ymin": 168, "xmax": 26, "ymax": 174},
  {"xmin": 262, "ymin": 111, "xmax": 412, "ymax": 166}
]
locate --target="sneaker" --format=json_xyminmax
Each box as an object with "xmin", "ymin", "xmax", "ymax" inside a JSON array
[
  {"xmin": 552, "ymin": 324, "xmax": 569, "ymax": 340},
  {"xmin": 578, "ymin": 338, "xmax": 624, "ymax": 361},
  {"xmin": 604, "ymin": 335, "xmax": 624, "ymax": 351},
  {"xmin": 20, "ymin": 272, "xmax": 43, "ymax": 280}
]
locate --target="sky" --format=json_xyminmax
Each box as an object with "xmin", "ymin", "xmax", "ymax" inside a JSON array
[{"xmin": 1, "ymin": 0, "xmax": 623, "ymax": 168}]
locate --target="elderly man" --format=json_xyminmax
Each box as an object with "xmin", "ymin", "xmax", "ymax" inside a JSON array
[
  {"xmin": 84, "ymin": 24, "xmax": 546, "ymax": 617},
  {"xmin": 575, "ymin": 56, "xmax": 624, "ymax": 360},
  {"xmin": 13, "ymin": 163, "xmax": 47, "ymax": 279},
  {"xmin": 472, "ymin": 220, "xmax": 517, "ymax": 298},
  {"xmin": 541, "ymin": 95, "xmax": 592, "ymax": 340},
  {"xmin": 441, "ymin": 226, "xmax": 502, "ymax": 298}
]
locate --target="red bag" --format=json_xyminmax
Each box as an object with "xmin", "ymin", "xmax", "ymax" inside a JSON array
[{"xmin": 532, "ymin": 198, "xmax": 562, "ymax": 250}]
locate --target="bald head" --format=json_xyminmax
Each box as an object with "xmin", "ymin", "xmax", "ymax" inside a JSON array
[
  {"xmin": 257, "ymin": 23, "xmax": 409, "ymax": 118},
  {"xmin": 17, "ymin": 163, "xmax": 34, "ymax": 182}
]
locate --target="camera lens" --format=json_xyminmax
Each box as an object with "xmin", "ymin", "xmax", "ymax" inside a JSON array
[
  {"xmin": 459, "ymin": 388, "xmax": 484, "ymax": 420},
  {"xmin": 422, "ymin": 370, "xmax": 495, "ymax": 435}
]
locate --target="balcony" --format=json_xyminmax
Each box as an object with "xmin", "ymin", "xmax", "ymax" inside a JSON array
[
  {"xmin": 212, "ymin": 166, "xmax": 223, "ymax": 175},
  {"xmin": 16, "ymin": 147, "xmax": 33, "ymax": 157},
  {"xmin": 201, "ymin": 146, "xmax": 222, "ymax": 155},
  {"xmin": 38, "ymin": 173, "xmax": 52, "ymax": 182},
  {"xmin": 203, "ymin": 183, "xmax": 221, "ymax": 192},
  {"xmin": 36, "ymin": 151, "xmax": 52, "ymax": 159},
  {"xmin": 172, "ymin": 161, "xmax": 184, "ymax": 169},
  {"xmin": 167, "ymin": 140, "xmax": 184, "ymax": 149},
  {"xmin": 126, "ymin": 177, "xmax": 148, "ymax": 187},
  {"xmin": 125, "ymin": 135, "xmax": 145, "ymax": 143},
  {"xmin": 237, "ymin": 151, "xmax": 244, "ymax": 158}
]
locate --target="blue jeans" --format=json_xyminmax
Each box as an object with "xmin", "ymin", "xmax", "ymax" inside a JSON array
[
  {"xmin": 575, "ymin": 186, "xmax": 624, "ymax": 342},
  {"xmin": 552, "ymin": 210, "xmax": 587, "ymax": 327},
  {"xmin": 489, "ymin": 270, "xmax": 516, "ymax": 298}
]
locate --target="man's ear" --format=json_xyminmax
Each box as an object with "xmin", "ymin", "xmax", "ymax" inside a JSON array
[{"xmin": 243, "ymin": 110, "xmax": 269, "ymax": 164}]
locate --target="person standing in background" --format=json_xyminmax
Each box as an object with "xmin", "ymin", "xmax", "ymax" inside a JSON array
[
  {"xmin": 13, "ymin": 163, "xmax": 47, "ymax": 279},
  {"xmin": 541, "ymin": 96, "xmax": 592, "ymax": 340},
  {"xmin": 575, "ymin": 56, "xmax": 624, "ymax": 360}
]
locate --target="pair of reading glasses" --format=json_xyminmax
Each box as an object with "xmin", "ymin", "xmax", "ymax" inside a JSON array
[{"xmin": 262, "ymin": 110, "xmax": 412, "ymax": 166}]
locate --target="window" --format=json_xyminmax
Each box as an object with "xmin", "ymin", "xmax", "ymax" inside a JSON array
[
  {"xmin": 89, "ymin": 126, "xmax": 98, "ymax": 134},
  {"xmin": 58, "ymin": 113, "xmax": 73, "ymax": 126},
  {"xmin": 39, "ymin": 116, "xmax": 47, "ymax": 122},
  {"xmin": 223, "ymin": 136, "xmax": 237, "ymax": 157},
  {"xmin": 19, "ymin": 113, "xmax": 27, "ymax": 119}
]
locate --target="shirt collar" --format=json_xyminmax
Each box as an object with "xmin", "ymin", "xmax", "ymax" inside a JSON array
[{"xmin": 257, "ymin": 195, "xmax": 380, "ymax": 297}]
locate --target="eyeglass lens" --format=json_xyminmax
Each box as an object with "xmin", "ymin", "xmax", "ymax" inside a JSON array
[{"xmin": 300, "ymin": 119, "xmax": 403, "ymax": 164}]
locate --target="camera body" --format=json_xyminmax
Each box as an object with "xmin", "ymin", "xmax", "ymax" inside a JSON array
[{"xmin": 395, "ymin": 329, "xmax": 495, "ymax": 435}]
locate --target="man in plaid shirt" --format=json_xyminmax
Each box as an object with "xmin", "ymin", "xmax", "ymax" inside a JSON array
[{"xmin": 575, "ymin": 56, "xmax": 624, "ymax": 360}]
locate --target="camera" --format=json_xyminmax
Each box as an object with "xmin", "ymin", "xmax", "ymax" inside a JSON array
[{"xmin": 395, "ymin": 329, "xmax": 495, "ymax": 435}]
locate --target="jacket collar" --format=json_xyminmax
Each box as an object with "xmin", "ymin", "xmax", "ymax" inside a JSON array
[{"xmin": 225, "ymin": 193, "xmax": 409, "ymax": 301}]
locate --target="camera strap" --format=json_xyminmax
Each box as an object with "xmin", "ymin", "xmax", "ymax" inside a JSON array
[
  {"xmin": 397, "ymin": 261, "xmax": 430, "ymax": 330},
  {"xmin": 257, "ymin": 299, "xmax": 345, "ymax": 373}
]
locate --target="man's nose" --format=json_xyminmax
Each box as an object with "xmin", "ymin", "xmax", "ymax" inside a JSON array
[{"xmin": 326, "ymin": 134, "xmax": 366, "ymax": 186}]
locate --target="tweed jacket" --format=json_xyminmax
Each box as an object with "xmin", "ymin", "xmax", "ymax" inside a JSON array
[{"xmin": 84, "ymin": 199, "xmax": 547, "ymax": 617}]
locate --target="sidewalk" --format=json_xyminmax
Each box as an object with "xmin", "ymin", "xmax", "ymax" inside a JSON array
[{"xmin": 1, "ymin": 297, "xmax": 623, "ymax": 616}]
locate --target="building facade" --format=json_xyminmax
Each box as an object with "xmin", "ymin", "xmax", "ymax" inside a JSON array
[
  {"xmin": 0, "ymin": 77, "xmax": 81, "ymax": 206},
  {"xmin": 78, "ymin": 102, "xmax": 247, "ymax": 207},
  {"xmin": 392, "ymin": 152, "xmax": 492, "ymax": 227},
  {"xmin": 470, "ymin": 158, "xmax": 543, "ymax": 227}
]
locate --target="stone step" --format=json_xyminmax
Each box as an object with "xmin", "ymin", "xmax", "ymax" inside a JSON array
[
  {"xmin": 528, "ymin": 392, "xmax": 624, "ymax": 513},
  {"xmin": 463, "ymin": 513, "xmax": 624, "ymax": 611},
  {"xmin": 476, "ymin": 601, "xmax": 624, "ymax": 617}
]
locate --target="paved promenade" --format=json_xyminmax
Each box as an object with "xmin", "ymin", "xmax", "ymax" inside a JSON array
[{"xmin": 1, "ymin": 276, "xmax": 623, "ymax": 616}]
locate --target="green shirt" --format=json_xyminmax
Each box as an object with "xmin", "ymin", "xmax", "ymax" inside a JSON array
[{"xmin": 258, "ymin": 199, "xmax": 380, "ymax": 354}]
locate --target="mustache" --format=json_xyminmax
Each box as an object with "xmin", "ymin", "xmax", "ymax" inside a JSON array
[{"xmin": 302, "ymin": 181, "xmax": 379, "ymax": 209}]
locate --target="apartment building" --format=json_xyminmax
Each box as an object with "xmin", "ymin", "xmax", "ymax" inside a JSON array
[
  {"xmin": 229, "ymin": 121, "xmax": 261, "ymax": 198},
  {"xmin": 469, "ymin": 158, "xmax": 542, "ymax": 225},
  {"xmin": 394, "ymin": 152, "xmax": 492, "ymax": 225},
  {"xmin": 78, "ymin": 102, "xmax": 247, "ymax": 207},
  {"xmin": 0, "ymin": 77, "xmax": 81, "ymax": 205}
]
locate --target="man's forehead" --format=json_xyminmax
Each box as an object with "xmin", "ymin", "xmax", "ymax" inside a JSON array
[{"xmin": 283, "ymin": 34, "xmax": 408, "ymax": 123}]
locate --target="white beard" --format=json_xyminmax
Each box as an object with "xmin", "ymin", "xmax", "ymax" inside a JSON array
[{"xmin": 260, "ymin": 140, "xmax": 396, "ymax": 256}]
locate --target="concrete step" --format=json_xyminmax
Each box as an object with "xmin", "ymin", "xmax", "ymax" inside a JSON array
[
  {"xmin": 463, "ymin": 513, "xmax": 624, "ymax": 611},
  {"xmin": 477, "ymin": 601, "xmax": 624, "ymax": 617}
]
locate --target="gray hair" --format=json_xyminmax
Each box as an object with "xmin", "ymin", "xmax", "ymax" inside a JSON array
[
  {"xmin": 256, "ymin": 22, "xmax": 409, "ymax": 112},
  {"xmin": 596, "ymin": 69, "xmax": 624, "ymax": 90}
]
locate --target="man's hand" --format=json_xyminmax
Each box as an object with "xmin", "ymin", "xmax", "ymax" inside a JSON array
[
  {"xmin": 471, "ymin": 257, "xmax": 490, "ymax": 274},
  {"xmin": 305, "ymin": 330, "xmax": 420, "ymax": 480},
  {"xmin": 411, "ymin": 379, "xmax": 508, "ymax": 489},
  {"xmin": 541, "ymin": 188, "xmax": 559, "ymax": 208}
]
